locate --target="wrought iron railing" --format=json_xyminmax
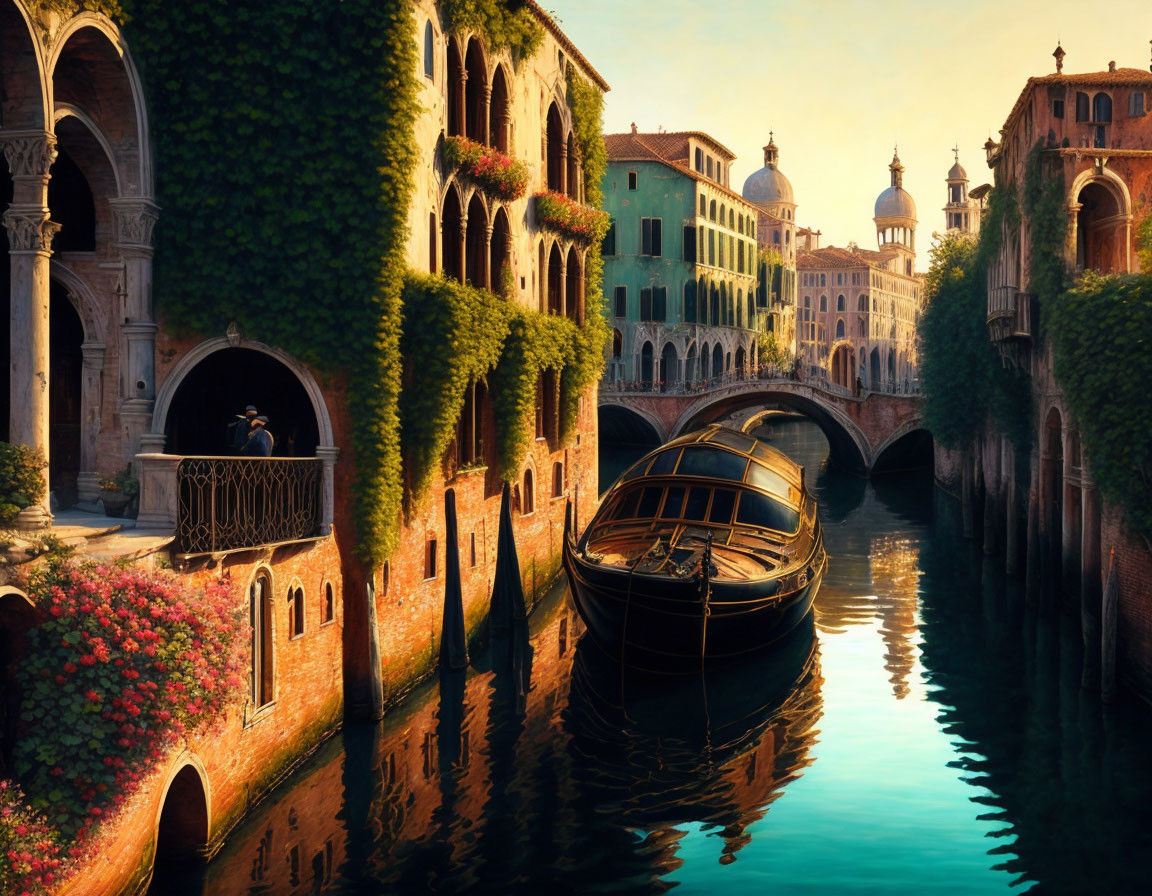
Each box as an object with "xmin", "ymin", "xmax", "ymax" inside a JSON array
[{"xmin": 176, "ymin": 457, "xmax": 321, "ymax": 555}]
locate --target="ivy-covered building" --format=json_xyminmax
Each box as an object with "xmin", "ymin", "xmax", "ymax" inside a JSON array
[
  {"xmin": 0, "ymin": 0, "xmax": 610, "ymax": 891},
  {"xmin": 973, "ymin": 46, "xmax": 1152, "ymax": 702},
  {"xmin": 601, "ymin": 127, "xmax": 762, "ymax": 390}
]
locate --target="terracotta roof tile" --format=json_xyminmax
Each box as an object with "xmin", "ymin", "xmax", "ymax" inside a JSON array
[
  {"xmin": 605, "ymin": 131, "xmax": 754, "ymax": 207},
  {"xmin": 796, "ymin": 245, "xmax": 897, "ymax": 271},
  {"xmin": 1002, "ymin": 67, "xmax": 1152, "ymax": 134}
]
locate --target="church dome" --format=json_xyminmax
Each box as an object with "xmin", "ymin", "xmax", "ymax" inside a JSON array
[
  {"xmin": 874, "ymin": 149, "xmax": 916, "ymax": 220},
  {"xmin": 874, "ymin": 186, "xmax": 917, "ymax": 219},
  {"xmin": 948, "ymin": 161, "xmax": 967, "ymax": 181},
  {"xmin": 742, "ymin": 134, "xmax": 794, "ymax": 206}
]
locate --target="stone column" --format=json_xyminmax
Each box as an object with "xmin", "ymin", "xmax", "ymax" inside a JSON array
[
  {"xmin": 134, "ymin": 452, "xmax": 181, "ymax": 530},
  {"xmin": 76, "ymin": 342, "xmax": 107, "ymax": 504},
  {"xmin": 455, "ymin": 71, "xmax": 467, "ymax": 139},
  {"xmin": 458, "ymin": 217, "xmax": 468, "ymax": 285},
  {"xmin": 315, "ymin": 445, "xmax": 339, "ymax": 536},
  {"xmin": 558, "ymin": 256, "xmax": 567, "ymax": 317},
  {"xmin": 481, "ymin": 85, "xmax": 492, "ymax": 147},
  {"xmin": 559, "ymin": 143, "xmax": 568, "ymax": 197},
  {"xmin": 576, "ymin": 254, "xmax": 585, "ymax": 324},
  {"xmin": 2, "ymin": 132, "xmax": 59, "ymax": 530},
  {"xmin": 110, "ymin": 199, "xmax": 160, "ymax": 462}
]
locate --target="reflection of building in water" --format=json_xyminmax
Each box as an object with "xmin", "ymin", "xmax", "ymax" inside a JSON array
[
  {"xmin": 868, "ymin": 534, "xmax": 922, "ymax": 698},
  {"xmin": 192, "ymin": 597, "xmax": 825, "ymax": 893}
]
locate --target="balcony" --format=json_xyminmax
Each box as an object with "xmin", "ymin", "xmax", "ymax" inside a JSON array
[{"xmin": 137, "ymin": 451, "xmax": 337, "ymax": 559}]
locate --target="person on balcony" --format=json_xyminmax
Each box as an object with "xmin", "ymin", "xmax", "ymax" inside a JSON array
[
  {"xmin": 228, "ymin": 404, "xmax": 259, "ymax": 453},
  {"xmin": 241, "ymin": 416, "xmax": 274, "ymax": 457}
]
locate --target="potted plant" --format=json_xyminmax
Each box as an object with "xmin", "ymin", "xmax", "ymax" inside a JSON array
[{"xmin": 98, "ymin": 466, "xmax": 139, "ymax": 518}]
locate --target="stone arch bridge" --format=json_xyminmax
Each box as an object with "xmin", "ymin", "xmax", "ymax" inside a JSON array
[{"xmin": 599, "ymin": 379, "xmax": 926, "ymax": 474}]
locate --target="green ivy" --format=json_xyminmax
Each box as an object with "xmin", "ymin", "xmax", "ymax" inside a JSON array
[
  {"xmin": 121, "ymin": 0, "xmax": 419, "ymax": 565},
  {"xmin": 1023, "ymin": 141, "xmax": 1070, "ymax": 338},
  {"xmin": 441, "ymin": 0, "xmax": 543, "ymax": 57},
  {"xmin": 566, "ymin": 65, "xmax": 609, "ymax": 319},
  {"xmin": 0, "ymin": 442, "xmax": 46, "ymax": 525},
  {"xmin": 1049, "ymin": 273, "xmax": 1152, "ymax": 539},
  {"xmin": 399, "ymin": 273, "xmax": 511, "ymax": 508}
]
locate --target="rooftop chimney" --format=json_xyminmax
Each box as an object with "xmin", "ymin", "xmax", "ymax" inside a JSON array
[
  {"xmin": 1108, "ymin": 60, "xmax": 1116, "ymax": 72},
  {"xmin": 630, "ymin": 122, "xmax": 637, "ymax": 135}
]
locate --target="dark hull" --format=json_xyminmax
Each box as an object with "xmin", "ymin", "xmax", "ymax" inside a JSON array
[{"xmin": 564, "ymin": 537, "xmax": 823, "ymax": 673}]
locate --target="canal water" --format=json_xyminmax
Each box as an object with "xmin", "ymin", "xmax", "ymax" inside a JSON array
[{"xmin": 164, "ymin": 418, "xmax": 1152, "ymax": 895}]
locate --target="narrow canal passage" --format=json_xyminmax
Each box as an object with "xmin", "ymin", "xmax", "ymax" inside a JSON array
[{"xmin": 163, "ymin": 419, "xmax": 1152, "ymax": 895}]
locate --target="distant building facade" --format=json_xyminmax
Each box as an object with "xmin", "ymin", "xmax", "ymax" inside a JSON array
[
  {"xmin": 793, "ymin": 153, "xmax": 923, "ymax": 390},
  {"xmin": 742, "ymin": 134, "xmax": 799, "ymax": 363},
  {"xmin": 602, "ymin": 127, "xmax": 761, "ymax": 389}
]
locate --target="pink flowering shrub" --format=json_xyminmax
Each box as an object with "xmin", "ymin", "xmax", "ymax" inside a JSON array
[
  {"xmin": 441, "ymin": 135, "xmax": 529, "ymax": 201},
  {"xmin": 0, "ymin": 779, "xmax": 70, "ymax": 896},
  {"xmin": 11, "ymin": 560, "xmax": 246, "ymax": 846},
  {"xmin": 532, "ymin": 191, "xmax": 610, "ymax": 243}
]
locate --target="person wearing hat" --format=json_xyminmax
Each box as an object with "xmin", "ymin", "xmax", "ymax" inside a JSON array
[
  {"xmin": 241, "ymin": 415, "xmax": 274, "ymax": 457},
  {"xmin": 228, "ymin": 405, "xmax": 259, "ymax": 454}
]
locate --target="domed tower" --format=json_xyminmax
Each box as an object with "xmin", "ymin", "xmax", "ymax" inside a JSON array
[
  {"xmin": 742, "ymin": 133, "xmax": 797, "ymax": 262},
  {"xmin": 873, "ymin": 149, "xmax": 917, "ymax": 275},
  {"xmin": 943, "ymin": 147, "xmax": 973, "ymax": 234}
]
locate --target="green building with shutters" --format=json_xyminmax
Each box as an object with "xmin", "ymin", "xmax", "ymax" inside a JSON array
[{"xmin": 601, "ymin": 127, "xmax": 763, "ymax": 390}]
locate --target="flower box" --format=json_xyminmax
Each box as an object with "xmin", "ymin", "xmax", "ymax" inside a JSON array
[
  {"xmin": 441, "ymin": 135, "xmax": 529, "ymax": 202},
  {"xmin": 532, "ymin": 191, "xmax": 609, "ymax": 244}
]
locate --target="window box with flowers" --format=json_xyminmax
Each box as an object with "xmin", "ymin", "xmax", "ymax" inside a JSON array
[
  {"xmin": 441, "ymin": 135, "xmax": 529, "ymax": 202},
  {"xmin": 532, "ymin": 191, "xmax": 610, "ymax": 244}
]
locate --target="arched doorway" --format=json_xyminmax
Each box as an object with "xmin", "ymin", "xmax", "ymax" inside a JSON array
[
  {"xmin": 886, "ymin": 349, "xmax": 896, "ymax": 384},
  {"xmin": 830, "ymin": 344, "xmax": 854, "ymax": 389},
  {"xmin": 1076, "ymin": 181, "xmax": 1125, "ymax": 274},
  {"xmin": 490, "ymin": 206, "xmax": 511, "ymax": 296},
  {"xmin": 545, "ymin": 103, "xmax": 564, "ymax": 193},
  {"xmin": 660, "ymin": 342, "xmax": 677, "ymax": 392},
  {"xmin": 686, "ymin": 343, "xmax": 697, "ymax": 384},
  {"xmin": 640, "ymin": 342, "xmax": 654, "ymax": 387},
  {"xmin": 464, "ymin": 39, "xmax": 487, "ymax": 143},
  {"xmin": 490, "ymin": 65, "xmax": 510, "ymax": 153},
  {"xmin": 442, "ymin": 185, "xmax": 463, "ymax": 282},
  {"xmin": 50, "ymin": 283, "xmax": 84, "ymax": 506},
  {"xmin": 547, "ymin": 243, "xmax": 563, "ymax": 314},
  {"xmin": 735, "ymin": 346, "xmax": 747, "ymax": 379},
  {"xmin": 149, "ymin": 763, "xmax": 209, "ymax": 888},
  {"xmin": 161, "ymin": 348, "xmax": 320, "ymax": 457},
  {"xmin": 565, "ymin": 245, "xmax": 581, "ymax": 321},
  {"xmin": 447, "ymin": 38, "xmax": 463, "ymax": 137},
  {"xmin": 712, "ymin": 344, "xmax": 723, "ymax": 379},
  {"xmin": 869, "ymin": 347, "xmax": 881, "ymax": 387},
  {"xmin": 465, "ymin": 193, "xmax": 487, "ymax": 288},
  {"xmin": 610, "ymin": 329, "xmax": 622, "ymax": 382}
]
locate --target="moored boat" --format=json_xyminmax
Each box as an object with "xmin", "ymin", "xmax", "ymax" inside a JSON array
[{"xmin": 564, "ymin": 424, "xmax": 825, "ymax": 671}]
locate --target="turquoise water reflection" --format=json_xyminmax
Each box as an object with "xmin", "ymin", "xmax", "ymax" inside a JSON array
[{"xmin": 175, "ymin": 419, "xmax": 1152, "ymax": 895}]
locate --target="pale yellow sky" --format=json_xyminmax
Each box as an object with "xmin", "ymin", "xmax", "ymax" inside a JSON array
[{"xmin": 553, "ymin": 0, "xmax": 1152, "ymax": 269}]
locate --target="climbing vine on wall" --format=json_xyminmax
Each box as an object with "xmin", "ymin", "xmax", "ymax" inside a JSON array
[
  {"xmin": 399, "ymin": 273, "xmax": 511, "ymax": 509},
  {"xmin": 28, "ymin": 0, "xmax": 123, "ymax": 21},
  {"xmin": 1023, "ymin": 141, "xmax": 1070, "ymax": 337},
  {"xmin": 441, "ymin": 0, "xmax": 543, "ymax": 57},
  {"xmin": 1049, "ymin": 275, "xmax": 1152, "ymax": 539},
  {"xmin": 566, "ymin": 65, "xmax": 610, "ymax": 320},
  {"xmin": 121, "ymin": 0, "xmax": 418, "ymax": 565}
]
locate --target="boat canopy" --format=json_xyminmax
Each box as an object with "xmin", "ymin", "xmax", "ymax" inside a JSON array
[{"xmin": 615, "ymin": 426, "xmax": 804, "ymax": 511}]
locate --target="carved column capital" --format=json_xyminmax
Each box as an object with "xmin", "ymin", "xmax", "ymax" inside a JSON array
[
  {"xmin": 109, "ymin": 198, "xmax": 160, "ymax": 249},
  {"xmin": 0, "ymin": 131, "xmax": 57, "ymax": 180},
  {"xmin": 3, "ymin": 209, "xmax": 60, "ymax": 253}
]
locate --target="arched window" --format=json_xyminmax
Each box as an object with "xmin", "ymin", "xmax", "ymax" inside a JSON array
[
  {"xmin": 552, "ymin": 461, "xmax": 564, "ymax": 497},
  {"xmin": 820, "ymin": 274, "xmax": 826, "ymax": 287},
  {"xmin": 709, "ymin": 200, "xmax": 717, "ymax": 222},
  {"xmin": 858, "ymin": 295, "xmax": 868, "ymax": 311},
  {"xmin": 251, "ymin": 571, "xmax": 274, "ymax": 708},
  {"xmin": 612, "ymin": 328, "xmax": 622, "ymax": 359},
  {"xmin": 699, "ymin": 195, "xmax": 706, "ymax": 216},
  {"xmin": 729, "ymin": 209, "xmax": 735, "ymax": 230},
  {"xmin": 640, "ymin": 341, "xmax": 654, "ymax": 385},
  {"xmin": 695, "ymin": 148, "xmax": 704, "ymax": 172},
  {"xmin": 836, "ymin": 318, "xmax": 845, "ymax": 340},
  {"xmin": 288, "ymin": 584, "xmax": 305, "ymax": 639},
  {"xmin": 322, "ymin": 582, "xmax": 335, "ymax": 625},
  {"xmin": 522, "ymin": 469, "xmax": 535, "ymax": 514},
  {"xmin": 837, "ymin": 294, "xmax": 845, "ymax": 311},
  {"xmin": 820, "ymin": 295, "xmax": 827, "ymax": 312},
  {"xmin": 719, "ymin": 203, "xmax": 726, "ymax": 226},
  {"xmin": 423, "ymin": 21, "xmax": 434, "ymax": 80},
  {"xmin": 424, "ymin": 537, "xmax": 438, "ymax": 579}
]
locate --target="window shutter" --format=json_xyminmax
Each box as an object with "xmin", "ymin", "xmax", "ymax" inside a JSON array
[
  {"xmin": 683, "ymin": 225, "xmax": 697, "ymax": 262},
  {"xmin": 651, "ymin": 219, "xmax": 662, "ymax": 257},
  {"xmin": 602, "ymin": 221, "xmax": 616, "ymax": 256},
  {"xmin": 640, "ymin": 288, "xmax": 652, "ymax": 321},
  {"xmin": 1076, "ymin": 91, "xmax": 1090, "ymax": 122},
  {"xmin": 641, "ymin": 218, "xmax": 652, "ymax": 255},
  {"xmin": 654, "ymin": 287, "xmax": 667, "ymax": 321}
]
